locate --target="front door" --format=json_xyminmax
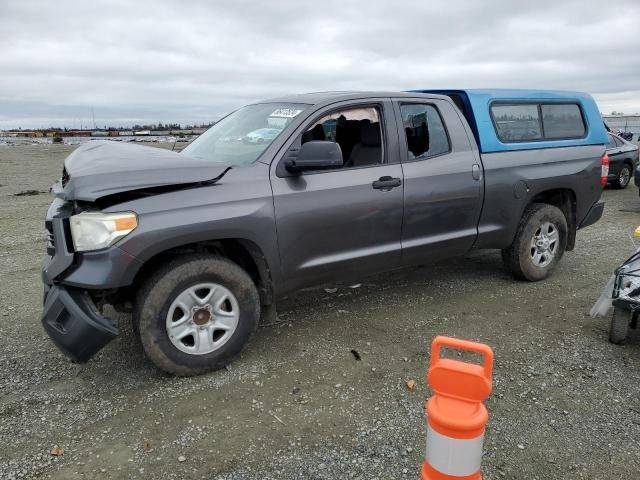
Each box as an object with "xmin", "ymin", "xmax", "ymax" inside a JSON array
[
  {"xmin": 270, "ymin": 100, "xmax": 404, "ymax": 292},
  {"xmin": 392, "ymin": 98, "xmax": 483, "ymax": 265}
]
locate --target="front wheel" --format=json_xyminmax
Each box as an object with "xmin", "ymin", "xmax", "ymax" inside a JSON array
[
  {"xmin": 134, "ymin": 255, "xmax": 260, "ymax": 376},
  {"xmin": 614, "ymin": 165, "xmax": 631, "ymax": 189},
  {"xmin": 502, "ymin": 203, "xmax": 568, "ymax": 282}
]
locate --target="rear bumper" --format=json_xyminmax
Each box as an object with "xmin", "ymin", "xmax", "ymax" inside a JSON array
[
  {"xmin": 42, "ymin": 284, "xmax": 118, "ymax": 363},
  {"xmin": 579, "ymin": 200, "xmax": 604, "ymax": 229}
]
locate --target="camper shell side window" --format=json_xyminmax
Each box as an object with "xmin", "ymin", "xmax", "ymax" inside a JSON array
[{"xmin": 490, "ymin": 102, "xmax": 587, "ymax": 143}]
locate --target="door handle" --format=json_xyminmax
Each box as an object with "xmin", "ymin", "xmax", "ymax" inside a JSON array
[
  {"xmin": 372, "ymin": 176, "xmax": 401, "ymax": 190},
  {"xmin": 472, "ymin": 164, "xmax": 481, "ymax": 180}
]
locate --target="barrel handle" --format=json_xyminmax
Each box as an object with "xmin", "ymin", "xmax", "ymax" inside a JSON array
[{"xmin": 431, "ymin": 336, "xmax": 494, "ymax": 384}]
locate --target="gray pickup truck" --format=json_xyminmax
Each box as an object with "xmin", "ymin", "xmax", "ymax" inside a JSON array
[{"xmin": 42, "ymin": 89, "xmax": 608, "ymax": 375}]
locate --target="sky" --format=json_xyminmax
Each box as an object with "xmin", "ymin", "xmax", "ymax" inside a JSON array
[{"xmin": 1, "ymin": 0, "xmax": 639, "ymax": 129}]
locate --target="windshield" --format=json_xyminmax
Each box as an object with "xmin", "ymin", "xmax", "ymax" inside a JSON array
[{"xmin": 182, "ymin": 103, "xmax": 309, "ymax": 165}]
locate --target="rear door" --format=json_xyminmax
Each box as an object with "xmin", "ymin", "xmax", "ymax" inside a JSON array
[
  {"xmin": 270, "ymin": 99, "xmax": 404, "ymax": 292},
  {"xmin": 392, "ymin": 97, "xmax": 483, "ymax": 265}
]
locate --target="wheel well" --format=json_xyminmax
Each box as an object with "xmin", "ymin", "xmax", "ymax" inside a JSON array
[
  {"xmin": 131, "ymin": 239, "xmax": 274, "ymax": 306},
  {"xmin": 530, "ymin": 189, "xmax": 577, "ymax": 251}
]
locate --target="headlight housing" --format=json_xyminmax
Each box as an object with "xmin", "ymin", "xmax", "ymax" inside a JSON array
[{"xmin": 69, "ymin": 211, "xmax": 138, "ymax": 252}]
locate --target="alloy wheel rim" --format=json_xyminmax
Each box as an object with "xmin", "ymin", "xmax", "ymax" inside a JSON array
[
  {"xmin": 620, "ymin": 167, "xmax": 630, "ymax": 187},
  {"xmin": 529, "ymin": 222, "xmax": 558, "ymax": 268},
  {"xmin": 165, "ymin": 283, "xmax": 239, "ymax": 355}
]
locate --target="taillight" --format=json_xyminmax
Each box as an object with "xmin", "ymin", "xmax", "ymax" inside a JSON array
[{"xmin": 601, "ymin": 153, "xmax": 609, "ymax": 187}]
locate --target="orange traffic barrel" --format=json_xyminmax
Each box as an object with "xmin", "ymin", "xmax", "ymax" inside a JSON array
[{"xmin": 421, "ymin": 336, "xmax": 494, "ymax": 480}]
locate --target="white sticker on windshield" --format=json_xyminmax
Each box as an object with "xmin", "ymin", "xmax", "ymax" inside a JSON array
[{"xmin": 269, "ymin": 108, "xmax": 303, "ymax": 118}]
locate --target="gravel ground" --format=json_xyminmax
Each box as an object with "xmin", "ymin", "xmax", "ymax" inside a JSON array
[{"xmin": 1, "ymin": 143, "xmax": 640, "ymax": 479}]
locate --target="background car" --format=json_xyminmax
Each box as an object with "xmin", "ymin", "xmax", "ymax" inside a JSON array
[
  {"xmin": 606, "ymin": 132, "xmax": 639, "ymax": 189},
  {"xmin": 243, "ymin": 127, "xmax": 282, "ymax": 144}
]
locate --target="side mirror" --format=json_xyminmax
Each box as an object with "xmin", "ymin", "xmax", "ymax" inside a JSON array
[{"xmin": 285, "ymin": 141, "xmax": 343, "ymax": 174}]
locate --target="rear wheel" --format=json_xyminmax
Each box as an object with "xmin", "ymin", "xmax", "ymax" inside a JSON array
[
  {"xmin": 502, "ymin": 203, "xmax": 568, "ymax": 281},
  {"xmin": 134, "ymin": 254, "xmax": 260, "ymax": 376},
  {"xmin": 609, "ymin": 306, "xmax": 630, "ymax": 344},
  {"xmin": 614, "ymin": 164, "xmax": 631, "ymax": 189}
]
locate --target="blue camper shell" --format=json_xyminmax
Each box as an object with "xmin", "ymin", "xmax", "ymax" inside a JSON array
[{"xmin": 411, "ymin": 89, "xmax": 608, "ymax": 153}]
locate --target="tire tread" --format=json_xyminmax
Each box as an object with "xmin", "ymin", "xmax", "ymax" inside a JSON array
[{"xmin": 609, "ymin": 306, "xmax": 629, "ymax": 344}]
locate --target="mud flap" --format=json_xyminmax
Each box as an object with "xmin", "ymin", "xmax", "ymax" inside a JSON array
[
  {"xmin": 42, "ymin": 285, "xmax": 118, "ymax": 363},
  {"xmin": 579, "ymin": 201, "xmax": 604, "ymax": 229}
]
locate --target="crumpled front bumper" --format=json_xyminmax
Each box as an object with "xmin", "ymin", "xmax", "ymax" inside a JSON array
[
  {"xmin": 42, "ymin": 194, "xmax": 120, "ymax": 363},
  {"xmin": 42, "ymin": 284, "xmax": 118, "ymax": 363}
]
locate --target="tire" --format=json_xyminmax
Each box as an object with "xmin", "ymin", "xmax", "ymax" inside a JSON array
[
  {"xmin": 609, "ymin": 306, "xmax": 630, "ymax": 344},
  {"xmin": 613, "ymin": 164, "xmax": 632, "ymax": 189},
  {"xmin": 133, "ymin": 254, "xmax": 260, "ymax": 376},
  {"xmin": 502, "ymin": 203, "xmax": 568, "ymax": 282}
]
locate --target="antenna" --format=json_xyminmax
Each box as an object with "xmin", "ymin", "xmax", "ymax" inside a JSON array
[{"xmin": 91, "ymin": 108, "xmax": 97, "ymax": 130}]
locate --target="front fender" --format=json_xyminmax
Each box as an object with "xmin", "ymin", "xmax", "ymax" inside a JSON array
[{"xmin": 106, "ymin": 172, "xmax": 281, "ymax": 289}]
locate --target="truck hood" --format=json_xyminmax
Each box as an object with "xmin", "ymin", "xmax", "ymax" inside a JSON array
[{"xmin": 60, "ymin": 140, "xmax": 231, "ymax": 202}]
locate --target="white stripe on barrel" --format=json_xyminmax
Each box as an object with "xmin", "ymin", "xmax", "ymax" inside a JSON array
[{"xmin": 426, "ymin": 425, "xmax": 484, "ymax": 477}]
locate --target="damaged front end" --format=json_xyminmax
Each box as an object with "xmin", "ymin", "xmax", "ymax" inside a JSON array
[
  {"xmin": 42, "ymin": 189, "xmax": 119, "ymax": 363},
  {"xmin": 41, "ymin": 141, "xmax": 233, "ymax": 364}
]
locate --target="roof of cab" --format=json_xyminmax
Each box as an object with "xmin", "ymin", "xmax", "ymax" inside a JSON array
[
  {"xmin": 414, "ymin": 88, "xmax": 608, "ymax": 153},
  {"xmin": 259, "ymin": 90, "xmax": 440, "ymax": 106}
]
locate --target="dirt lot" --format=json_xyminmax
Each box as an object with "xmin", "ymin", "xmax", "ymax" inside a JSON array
[{"xmin": 1, "ymin": 143, "xmax": 640, "ymax": 479}]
